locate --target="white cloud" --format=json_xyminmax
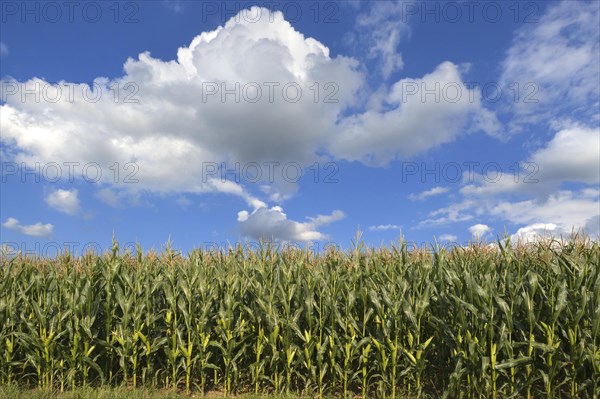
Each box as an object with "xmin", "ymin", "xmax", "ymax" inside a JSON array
[
  {"xmin": 460, "ymin": 175, "xmax": 530, "ymax": 197},
  {"xmin": 420, "ymin": 186, "xmax": 599, "ymax": 241},
  {"xmin": 438, "ymin": 234, "xmax": 458, "ymax": 242},
  {"xmin": 354, "ymin": 0, "xmax": 409, "ymax": 78},
  {"xmin": 238, "ymin": 206, "xmax": 344, "ymax": 242},
  {"xmin": 0, "ymin": 8, "xmax": 496, "ymax": 192},
  {"xmin": 0, "ymin": 7, "xmax": 363, "ymax": 202},
  {"xmin": 490, "ymin": 190, "xmax": 599, "ymax": 234},
  {"xmin": 0, "ymin": 6, "xmax": 507, "ymax": 241},
  {"xmin": 440, "ymin": 125, "xmax": 599, "ymax": 240},
  {"xmin": 368, "ymin": 224, "xmax": 402, "ymax": 232},
  {"xmin": 461, "ymin": 123, "xmax": 600, "ymax": 198},
  {"xmin": 0, "ymin": 42, "xmax": 8, "ymax": 56},
  {"xmin": 417, "ymin": 199, "xmax": 476, "ymax": 228},
  {"xmin": 510, "ymin": 223, "xmax": 564, "ymax": 244},
  {"xmin": 501, "ymin": 1, "xmax": 600, "ymax": 124},
  {"xmin": 308, "ymin": 210, "xmax": 346, "ymax": 227},
  {"xmin": 3, "ymin": 217, "xmax": 53, "ymax": 238},
  {"xmin": 330, "ymin": 61, "xmax": 500, "ymax": 165},
  {"xmin": 45, "ymin": 189, "xmax": 80, "ymax": 215},
  {"xmin": 529, "ymin": 124, "xmax": 600, "ymax": 185},
  {"xmin": 469, "ymin": 223, "xmax": 491, "ymax": 239},
  {"xmin": 409, "ymin": 186, "xmax": 449, "ymax": 201}
]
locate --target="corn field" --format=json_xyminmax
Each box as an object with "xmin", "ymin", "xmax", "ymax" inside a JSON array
[{"xmin": 0, "ymin": 237, "xmax": 598, "ymax": 398}]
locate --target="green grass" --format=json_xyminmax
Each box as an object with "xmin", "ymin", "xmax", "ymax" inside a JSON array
[{"xmin": 1, "ymin": 236, "xmax": 598, "ymax": 398}]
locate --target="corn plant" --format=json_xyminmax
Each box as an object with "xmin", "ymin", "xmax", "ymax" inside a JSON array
[{"xmin": 0, "ymin": 235, "xmax": 597, "ymax": 398}]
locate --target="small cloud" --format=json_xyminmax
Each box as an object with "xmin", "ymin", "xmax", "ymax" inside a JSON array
[
  {"xmin": 368, "ymin": 224, "xmax": 402, "ymax": 231},
  {"xmin": 510, "ymin": 223, "xmax": 562, "ymax": 244},
  {"xmin": 469, "ymin": 223, "xmax": 491, "ymax": 239},
  {"xmin": 417, "ymin": 200, "xmax": 475, "ymax": 228},
  {"xmin": 438, "ymin": 234, "xmax": 458, "ymax": 242},
  {"xmin": 3, "ymin": 217, "xmax": 53, "ymax": 238},
  {"xmin": 308, "ymin": 210, "xmax": 346, "ymax": 227},
  {"xmin": 0, "ymin": 42, "xmax": 8, "ymax": 56},
  {"xmin": 45, "ymin": 189, "xmax": 80, "ymax": 215},
  {"xmin": 238, "ymin": 206, "xmax": 344, "ymax": 242},
  {"xmin": 409, "ymin": 186, "xmax": 449, "ymax": 201}
]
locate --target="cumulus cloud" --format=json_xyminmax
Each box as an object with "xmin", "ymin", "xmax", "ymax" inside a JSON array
[
  {"xmin": 0, "ymin": 8, "xmax": 496, "ymax": 191},
  {"xmin": 45, "ymin": 189, "xmax": 80, "ymax": 215},
  {"xmin": 469, "ymin": 224, "xmax": 491, "ymax": 239},
  {"xmin": 510, "ymin": 223, "xmax": 564, "ymax": 244},
  {"xmin": 330, "ymin": 61, "xmax": 500, "ymax": 165},
  {"xmin": 238, "ymin": 206, "xmax": 344, "ymax": 242},
  {"xmin": 0, "ymin": 42, "xmax": 8, "ymax": 56},
  {"xmin": 0, "ymin": 7, "xmax": 363, "ymax": 200},
  {"xmin": 409, "ymin": 186, "xmax": 449, "ymax": 201},
  {"xmin": 0, "ymin": 7, "xmax": 506, "ymax": 241},
  {"xmin": 368, "ymin": 224, "xmax": 402, "ymax": 231},
  {"xmin": 3, "ymin": 217, "xmax": 53, "ymax": 238}
]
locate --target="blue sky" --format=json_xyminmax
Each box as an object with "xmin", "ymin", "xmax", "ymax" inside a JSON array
[{"xmin": 1, "ymin": 0, "xmax": 599, "ymax": 255}]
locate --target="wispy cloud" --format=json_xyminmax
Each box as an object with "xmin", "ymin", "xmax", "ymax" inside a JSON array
[
  {"xmin": 45, "ymin": 189, "xmax": 81, "ymax": 215},
  {"xmin": 409, "ymin": 186, "xmax": 450, "ymax": 201}
]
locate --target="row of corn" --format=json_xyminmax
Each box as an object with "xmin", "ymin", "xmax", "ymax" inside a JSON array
[{"xmin": 0, "ymin": 238, "xmax": 598, "ymax": 398}]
